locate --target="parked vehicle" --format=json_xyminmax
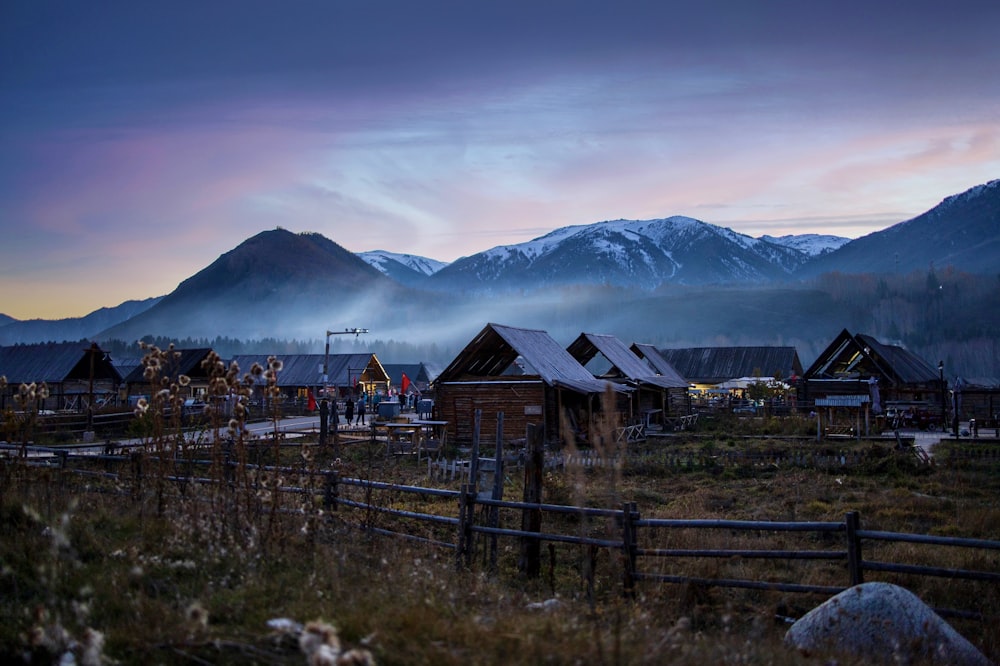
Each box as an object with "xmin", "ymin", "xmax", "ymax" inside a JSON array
[{"xmin": 883, "ymin": 401, "xmax": 941, "ymax": 431}]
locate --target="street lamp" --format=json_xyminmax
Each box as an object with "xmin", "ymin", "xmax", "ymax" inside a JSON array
[
  {"xmin": 319, "ymin": 328, "xmax": 369, "ymax": 455},
  {"xmin": 938, "ymin": 361, "xmax": 946, "ymax": 433},
  {"xmin": 323, "ymin": 328, "xmax": 370, "ymax": 390}
]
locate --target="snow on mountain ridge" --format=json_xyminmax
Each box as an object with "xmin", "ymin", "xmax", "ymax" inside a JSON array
[
  {"xmin": 760, "ymin": 234, "xmax": 850, "ymax": 257},
  {"xmin": 359, "ymin": 250, "xmax": 446, "ymax": 276}
]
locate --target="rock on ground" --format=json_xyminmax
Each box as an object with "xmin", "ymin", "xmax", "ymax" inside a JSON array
[{"xmin": 784, "ymin": 582, "xmax": 992, "ymax": 665}]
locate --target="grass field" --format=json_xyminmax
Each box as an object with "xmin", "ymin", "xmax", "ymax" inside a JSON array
[{"xmin": 2, "ymin": 409, "xmax": 998, "ymax": 665}]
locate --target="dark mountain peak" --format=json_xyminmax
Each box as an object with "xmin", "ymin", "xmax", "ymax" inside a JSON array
[
  {"xmin": 166, "ymin": 227, "xmax": 387, "ymax": 302},
  {"xmin": 798, "ymin": 178, "xmax": 1000, "ymax": 277}
]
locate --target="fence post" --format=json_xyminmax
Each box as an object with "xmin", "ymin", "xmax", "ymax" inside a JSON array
[
  {"xmin": 846, "ymin": 510, "xmax": 864, "ymax": 586},
  {"xmin": 519, "ymin": 423, "xmax": 544, "ymax": 577},
  {"xmin": 622, "ymin": 501, "xmax": 638, "ymax": 598},
  {"xmin": 323, "ymin": 471, "xmax": 339, "ymax": 512},
  {"xmin": 469, "ymin": 409, "xmax": 482, "ymax": 486},
  {"xmin": 488, "ymin": 413, "xmax": 504, "ymax": 574},
  {"xmin": 457, "ymin": 483, "xmax": 476, "ymax": 570}
]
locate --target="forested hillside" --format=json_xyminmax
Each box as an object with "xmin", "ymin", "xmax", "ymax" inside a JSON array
[{"xmin": 97, "ymin": 268, "xmax": 1000, "ymax": 380}]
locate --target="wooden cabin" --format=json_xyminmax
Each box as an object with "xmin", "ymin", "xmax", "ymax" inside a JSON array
[
  {"xmin": 381, "ymin": 362, "xmax": 440, "ymax": 401},
  {"xmin": 803, "ymin": 329, "xmax": 946, "ymax": 430},
  {"xmin": 122, "ymin": 348, "xmax": 215, "ymax": 404},
  {"xmin": 657, "ymin": 345, "xmax": 803, "ymax": 389},
  {"xmin": 230, "ymin": 352, "xmax": 390, "ymax": 404},
  {"xmin": 630, "ymin": 343, "xmax": 693, "ymax": 417},
  {"xmin": 0, "ymin": 341, "xmax": 122, "ymax": 413},
  {"xmin": 432, "ymin": 323, "xmax": 632, "ymax": 449},
  {"xmin": 566, "ymin": 333, "xmax": 690, "ymax": 430}
]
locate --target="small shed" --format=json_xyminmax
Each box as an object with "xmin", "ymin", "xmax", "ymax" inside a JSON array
[
  {"xmin": 630, "ymin": 343, "xmax": 693, "ymax": 416},
  {"xmin": 0, "ymin": 341, "xmax": 121, "ymax": 412},
  {"xmin": 567, "ymin": 333, "xmax": 690, "ymax": 428},
  {"xmin": 433, "ymin": 323, "xmax": 632, "ymax": 448}
]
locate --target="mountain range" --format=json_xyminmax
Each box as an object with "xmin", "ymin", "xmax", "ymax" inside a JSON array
[{"xmin": 1, "ymin": 179, "xmax": 997, "ymax": 366}]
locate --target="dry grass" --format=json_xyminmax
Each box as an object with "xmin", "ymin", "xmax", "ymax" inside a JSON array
[{"xmin": 1, "ymin": 375, "xmax": 998, "ymax": 664}]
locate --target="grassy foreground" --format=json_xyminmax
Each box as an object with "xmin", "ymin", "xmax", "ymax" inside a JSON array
[{"xmin": 1, "ymin": 421, "xmax": 998, "ymax": 665}]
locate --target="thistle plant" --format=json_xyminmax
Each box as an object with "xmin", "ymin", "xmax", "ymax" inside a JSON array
[{"xmin": 12, "ymin": 380, "xmax": 49, "ymax": 456}]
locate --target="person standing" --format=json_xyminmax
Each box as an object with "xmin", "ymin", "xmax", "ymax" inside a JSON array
[
  {"xmin": 356, "ymin": 393, "xmax": 367, "ymax": 425},
  {"xmin": 345, "ymin": 396, "xmax": 355, "ymax": 426}
]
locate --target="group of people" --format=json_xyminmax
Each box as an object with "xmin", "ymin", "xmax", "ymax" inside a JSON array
[{"xmin": 325, "ymin": 390, "xmax": 414, "ymax": 428}]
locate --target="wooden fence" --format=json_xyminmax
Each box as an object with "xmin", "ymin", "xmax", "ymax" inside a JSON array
[{"xmin": 12, "ymin": 442, "xmax": 999, "ymax": 622}]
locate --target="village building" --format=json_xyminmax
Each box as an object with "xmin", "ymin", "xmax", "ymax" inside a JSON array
[
  {"xmin": 657, "ymin": 345, "xmax": 804, "ymax": 389},
  {"xmin": 0, "ymin": 341, "xmax": 121, "ymax": 412},
  {"xmin": 230, "ymin": 352, "xmax": 390, "ymax": 406},
  {"xmin": 432, "ymin": 323, "xmax": 633, "ymax": 448},
  {"xmin": 381, "ymin": 362, "xmax": 440, "ymax": 402},
  {"xmin": 951, "ymin": 377, "xmax": 1000, "ymax": 429},
  {"xmin": 803, "ymin": 329, "xmax": 946, "ymax": 434},
  {"xmin": 630, "ymin": 343, "xmax": 694, "ymax": 417},
  {"xmin": 566, "ymin": 333, "xmax": 690, "ymax": 431},
  {"xmin": 657, "ymin": 344, "xmax": 803, "ymax": 412},
  {"xmin": 122, "ymin": 348, "xmax": 216, "ymax": 405}
]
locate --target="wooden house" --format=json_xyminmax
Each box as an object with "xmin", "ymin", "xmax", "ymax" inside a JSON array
[
  {"xmin": 230, "ymin": 353, "xmax": 390, "ymax": 403},
  {"xmin": 566, "ymin": 333, "xmax": 690, "ymax": 429},
  {"xmin": 803, "ymin": 329, "xmax": 946, "ymax": 427},
  {"xmin": 951, "ymin": 377, "xmax": 1000, "ymax": 427},
  {"xmin": 630, "ymin": 343, "xmax": 693, "ymax": 416},
  {"xmin": 433, "ymin": 323, "xmax": 633, "ymax": 448},
  {"xmin": 381, "ymin": 362, "xmax": 440, "ymax": 399},
  {"xmin": 122, "ymin": 348, "xmax": 216, "ymax": 403},
  {"xmin": 0, "ymin": 341, "xmax": 121, "ymax": 412},
  {"xmin": 657, "ymin": 345, "xmax": 803, "ymax": 389}
]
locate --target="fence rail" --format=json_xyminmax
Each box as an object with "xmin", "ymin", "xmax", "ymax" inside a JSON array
[{"xmin": 10, "ymin": 449, "xmax": 998, "ymax": 622}]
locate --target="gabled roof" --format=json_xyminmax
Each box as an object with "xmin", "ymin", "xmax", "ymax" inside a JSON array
[
  {"xmin": 437, "ymin": 323, "xmax": 629, "ymax": 395},
  {"xmin": 381, "ymin": 362, "xmax": 437, "ymax": 387},
  {"xmin": 630, "ymin": 343, "xmax": 690, "ymax": 387},
  {"xmin": 658, "ymin": 346, "xmax": 803, "ymax": 384},
  {"xmin": 568, "ymin": 333, "xmax": 688, "ymax": 389},
  {"xmin": 123, "ymin": 348, "xmax": 214, "ymax": 384},
  {"xmin": 856, "ymin": 334, "xmax": 939, "ymax": 384},
  {"xmin": 230, "ymin": 353, "xmax": 387, "ymax": 388},
  {"xmin": 0, "ymin": 341, "xmax": 121, "ymax": 384},
  {"xmin": 804, "ymin": 329, "xmax": 939, "ymax": 385}
]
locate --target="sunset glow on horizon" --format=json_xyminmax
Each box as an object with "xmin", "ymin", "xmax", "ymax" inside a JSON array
[{"xmin": 2, "ymin": 1, "xmax": 999, "ymax": 320}]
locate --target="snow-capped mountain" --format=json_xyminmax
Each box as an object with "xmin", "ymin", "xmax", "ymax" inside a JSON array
[
  {"xmin": 358, "ymin": 250, "xmax": 447, "ymax": 287},
  {"xmin": 427, "ymin": 216, "xmax": 810, "ymax": 291},
  {"xmin": 760, "ymin": 234, "xmax": 849, "ymax": 257}
]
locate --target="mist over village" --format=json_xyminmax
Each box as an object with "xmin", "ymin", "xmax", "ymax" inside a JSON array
[{"xmin": 2, "ymin": 2, "xmax": 1000, "ymax": 664}]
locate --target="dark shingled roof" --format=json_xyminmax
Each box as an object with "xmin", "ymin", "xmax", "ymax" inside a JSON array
[
  {"xmin": 0, "ymin": 341, "xmax": 121, "ymax": 384},
  {"xmin": 658, "ymin": 346, "xmax": 803, "ymax": 384},
  {"xmin": 805, "ymin": 329, "xmax": 939, "ymax": 386},
  {"xmin": 568, "ymin": 333, "xmax": 688, "ymax": 389},
  {"xmin": 437, "ymin": 323, "xmax": 630, "ymax": 395},
  {"xmin": 123, "ymin": 348, "xmax": 214, "ymax": 385},
  {"xmin": 230, "ymin": 353, "xmax": 387, "ymax": 388},
  {"xmin": 630, "ymin": 343, "xmax": 690, "ymax": 386}
]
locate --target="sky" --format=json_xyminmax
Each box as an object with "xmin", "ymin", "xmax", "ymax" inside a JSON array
[{"xmin": 2, "ymin": 1, "xmax": 999, "ymax": 320}]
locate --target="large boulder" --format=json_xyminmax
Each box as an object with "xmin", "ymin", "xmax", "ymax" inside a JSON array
[{"xmin": 784, "ymin": 582, "xmax": 991, "ymax": 665}]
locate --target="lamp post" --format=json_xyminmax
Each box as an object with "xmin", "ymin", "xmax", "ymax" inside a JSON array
[
  {"xmin": 320, "ymin": 328, "xmax": 369, "ymax": 454},
  {"xmin": 938, "ymin": 361, "xmax": 946, "ymax": 433}
]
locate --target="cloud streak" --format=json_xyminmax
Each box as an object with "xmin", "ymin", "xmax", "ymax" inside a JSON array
[{"xmin": 2, "ymin": 1, "xmax": 999, "ymax": 319}]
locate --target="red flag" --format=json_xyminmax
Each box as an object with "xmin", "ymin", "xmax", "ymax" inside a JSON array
[
  {"xmin": 307, "ymin": 388, "xmax": 316, "ymax": 411},
  {"xmin": 401, "ymin": 373, "xmax": 411, "ymax": 395}
]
